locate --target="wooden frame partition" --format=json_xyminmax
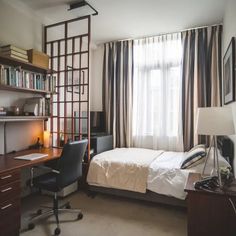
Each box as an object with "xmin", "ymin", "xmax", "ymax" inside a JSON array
[{"xmin": 44, "ymin": 16, "xmax": 91, "ymax": 162}]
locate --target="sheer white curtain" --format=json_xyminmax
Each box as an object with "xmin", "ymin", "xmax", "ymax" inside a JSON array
[{"xmin": 132, "ymin": 33, "xmax": 183, "ymax": 151}]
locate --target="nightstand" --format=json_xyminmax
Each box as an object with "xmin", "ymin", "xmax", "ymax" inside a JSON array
[{"xmin": 184, "ymin": 173, "xmax": 236, "ymax": 236}]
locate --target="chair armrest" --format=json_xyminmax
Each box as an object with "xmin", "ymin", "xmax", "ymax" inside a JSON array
[
  {"xmin": 30, "ymin": 166, "xmax": 60, "ymax": 187},
  {"xmin": 32, "ymin": 165, "xmax": 60, "ymax": 174}
]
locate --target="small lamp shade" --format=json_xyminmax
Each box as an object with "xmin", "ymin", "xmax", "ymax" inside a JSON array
[
  {"xmin": 196, "ymin": 107, "xmax": 235, "ymax": 135},
  {"xmin": 44, "ymin": 131, "xmax": 50, "ymax": 148}
]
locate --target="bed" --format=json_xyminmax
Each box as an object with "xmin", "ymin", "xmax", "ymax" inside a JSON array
[{"xmin": 87, "ymin": 136, "xmax": 234, "ymax": 207}]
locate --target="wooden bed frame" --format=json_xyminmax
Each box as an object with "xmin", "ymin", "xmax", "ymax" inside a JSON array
[{"xmin": 87, "ymin": 136, "xmax": 234, "ymax": 208}]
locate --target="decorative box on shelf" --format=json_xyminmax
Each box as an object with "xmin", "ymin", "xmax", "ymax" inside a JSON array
[{"xmin": 27, "ymin": 49, "xmax": 49, "ymax": 70}]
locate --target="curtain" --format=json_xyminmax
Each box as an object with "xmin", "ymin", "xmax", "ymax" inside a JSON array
[
  {"xmin": 182, "ymin": 25, "xmax": 222, "ymax": 151},
  {"xmin": 132, "ymin": 33, "xmax": 184, "ymax": 151},
  {"xmin": 103, "ymin": 41, "xmax": 133, "ymax": 147}
]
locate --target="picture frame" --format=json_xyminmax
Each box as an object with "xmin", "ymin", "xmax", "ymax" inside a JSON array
[
  {"xmin": 223, "ymin": 37, "xmax": 235, "ymax": 105},
  {"xmin": 67, "ymin": 66, "xmax": 85, "ymax": 94}
]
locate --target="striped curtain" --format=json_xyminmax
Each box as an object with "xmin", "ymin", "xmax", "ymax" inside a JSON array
[
  {"xmin": 182, "ymin": 25, "xmax": 222, "ymax": 151},
  {"xmin": 103, "ymin": 41, "xmax": 133, "ymax": 147}
]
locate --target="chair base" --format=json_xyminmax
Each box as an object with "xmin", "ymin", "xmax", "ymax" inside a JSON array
[{"xmin": 28, "ymin": 193, "xmax": 83, "ymax": 235}]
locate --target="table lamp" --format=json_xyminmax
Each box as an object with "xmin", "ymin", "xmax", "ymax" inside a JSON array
[
  {"xmin": 196, "ymin": 107, "xmax": 235, "ymax": 187},
  {"xmin": 43, "ymin": 130, "xmax": 51, "ymax": 148}
]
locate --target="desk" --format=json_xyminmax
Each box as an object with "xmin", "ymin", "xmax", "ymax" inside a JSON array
[
  {"xmin": 185, "ymin": 173, "xmax": 236, "ymax": 236},
  {"xmin": 0, "ymin": 148, "xmax": 61, "ymax": 236}
]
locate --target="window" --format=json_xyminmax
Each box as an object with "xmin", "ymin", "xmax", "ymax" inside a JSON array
[{"xmin": 132, "ymin": 34, "xmax": 183, "ymax": 151}]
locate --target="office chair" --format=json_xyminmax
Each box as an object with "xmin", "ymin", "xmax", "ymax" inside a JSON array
[{"xmin": 28, "ymin": 139, "xmax": 88, "ymax": 235}]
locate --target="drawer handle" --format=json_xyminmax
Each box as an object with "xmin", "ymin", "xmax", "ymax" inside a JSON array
[
  {"xmin": 1, "ymin": 204, "xmax": 12, "ymax": 210},
  {"xmin": 1, "ymin": 187, "xmax": 12, "ymax": 193},
  {"xmin": 1, "ymin": 175, "xmax": 12, "ymax": 180}
]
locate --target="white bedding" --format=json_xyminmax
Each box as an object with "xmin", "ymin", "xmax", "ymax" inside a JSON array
[
  {"xmin": 87, "ymin": 148, "xmax": 163, "ymax": 193},
  {"xmin": 147, "ymin": 151, "xmax": 190, "ymax": 200},
  {"xmin": 87, "ymin": 148, "xmax": 231, "ymax": 200},
  {"xmin": 147, "ymin": 148, "xmax": 230, "ymax": 199}
]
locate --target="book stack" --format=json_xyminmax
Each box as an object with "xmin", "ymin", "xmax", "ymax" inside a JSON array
[{"xmin": 0, "ymin": 45, "xmax": 29, "ymax": 63}]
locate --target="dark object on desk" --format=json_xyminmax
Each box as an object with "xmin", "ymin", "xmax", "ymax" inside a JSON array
[
  {"xmin": 90, "ymin": 134, "xmax": 113, "ymax": 155},
  {"xmin": 194, "ymin": 176, "xmax": 219, "ymax": 191},
  {"xmin": 90, "ymin": 111, "xmax": 105, "ymax": 133},
  {"xmin": 185, "ymin": 173, "xmax": 236, "ymax": 236},
  {"xmin": 82, "ymin": 134, "xmax": 113, "ymax": 163},
  {"xmin": 28, "ymin": 140, "xmax": 88, "ymax": 235},
  {"xmin": 74, "ymin": 111, "xmax": 105, "ymax": 136},
  {"xmin": 29, "ymin": 137, "xmax": 43, "ymax": 149}
]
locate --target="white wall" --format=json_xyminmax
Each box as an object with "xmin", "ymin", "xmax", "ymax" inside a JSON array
[
  {"xmin": 223, "ymin": 0, "xmax": 236, "ymax": 175},
  {"xmin": 0, "ymin": 0, "xmax": 44, "ymax": 154},
  {"xmin": 0, "ymin": 0, "xmax": 42, "ymax": 50},
  {"xmin": 90, "ymin": 45, "xmax": 104, "ymax": 111}
]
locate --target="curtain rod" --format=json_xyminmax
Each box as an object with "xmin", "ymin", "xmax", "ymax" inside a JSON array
[{"xmin": 99, "ymin": 23, "xmax": 222, "ymax": 45}]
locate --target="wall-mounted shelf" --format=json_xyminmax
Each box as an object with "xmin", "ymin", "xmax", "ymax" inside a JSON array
[
  {"xmin": 0, "ymin": 84, "xmax": 52, "ymax": 95},
  {"xmin": 0, "ymin": 116, "xmax": 49, "ymax": 122},
  {"xmin": 0, "ymin": 54, "xmax": 54, "ymax": 74}
]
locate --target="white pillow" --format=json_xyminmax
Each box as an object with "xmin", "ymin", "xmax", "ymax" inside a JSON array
[
  {"xmin": 180, "ymin": 144, "xmax": 206, "ymax": 169},
  {"xmin": 190, "ymin": 147, "xmax": 231, "ymax": 175}
]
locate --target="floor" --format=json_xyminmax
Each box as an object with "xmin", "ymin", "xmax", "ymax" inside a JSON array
[{"xmin": 20, "ymin": 192, "xmax": 187, "ymax": 236}]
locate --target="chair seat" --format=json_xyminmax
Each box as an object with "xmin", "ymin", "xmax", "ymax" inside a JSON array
[{"xmin": 33, "ymin": 172, "xmax": 60, "ymax": 192}]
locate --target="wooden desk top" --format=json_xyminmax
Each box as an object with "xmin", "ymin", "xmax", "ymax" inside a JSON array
[{"xmin": 0, "ymin": 148, "xmax": 62, "ymax": 174}]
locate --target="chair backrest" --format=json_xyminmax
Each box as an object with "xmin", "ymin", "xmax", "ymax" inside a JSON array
[{"xmin": 56, "ymin": 139, "xmax": 88, "ymax": 189}]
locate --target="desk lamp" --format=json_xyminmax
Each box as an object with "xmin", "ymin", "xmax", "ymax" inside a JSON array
[{"xmin": 196, "ymin": 107, "xmax": 235, "ymax": 187}]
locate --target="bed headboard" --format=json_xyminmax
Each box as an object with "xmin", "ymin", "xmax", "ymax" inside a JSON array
[{"xmin": 217, "ymin": 136, "xmax": 234, "ymax": 173}]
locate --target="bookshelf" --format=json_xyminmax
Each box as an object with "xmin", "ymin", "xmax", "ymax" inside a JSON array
[
  {"xmin": 0, "ymin": 54, "xmax": 53, "ymax": 74},
  {"xmin": 0, "ymin": 54, "xmax": 53, "ymax": 155},
  {"xmin": 0, "ymin": 54, "xmax": 56, "ymax": 94},
  {"xmin": 0, "ymin": 116, "xmax": 49, "ymax": 122},
  {"xmin": 0, "ymin": 54, "xmax": 53, "ymax": 120},
  {"xmin": 0, "ymin": 84, "xmax": 52, "ymax": 95}
]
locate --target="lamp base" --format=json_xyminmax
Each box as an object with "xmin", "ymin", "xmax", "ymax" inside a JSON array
[{"xmin": 201, "ymin": 135, "xmax": 223, "ymax": 188}]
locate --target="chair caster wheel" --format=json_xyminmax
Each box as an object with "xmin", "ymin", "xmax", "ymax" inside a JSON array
[
  {"xmin": 36, "ymin": 209, "xmax": 42, "ymax": 215},
  {"xmin": 87, "ymin": 191, "xmax": 96, "ymax": 199},
  {"xmin": 66, "ymin": 203, "xmax": 71, "ymax": 209},
  {"xmin": 28, "ymin": 223, "xmax": 35, "ymax": 230},
  {"xmin": 54, "ymin": 227, "xmax": 61, "ymax": 235},
  {"xmin": 77, "ymin": 213, "xmax": 83, "ymax": 220}
]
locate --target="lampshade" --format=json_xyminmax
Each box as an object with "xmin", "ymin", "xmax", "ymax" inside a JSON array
[
  {"xmin": 44, "ymin": 130, "xmax": 50, "ymax": 148},
  {"xmin": 196, "ymin": 107, "xmax": 235, "ymax": 135}
]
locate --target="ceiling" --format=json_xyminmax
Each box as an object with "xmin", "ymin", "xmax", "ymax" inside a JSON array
[{"xmin": 20, "ymin": 0, "xmax": 227, "ymax": 45}]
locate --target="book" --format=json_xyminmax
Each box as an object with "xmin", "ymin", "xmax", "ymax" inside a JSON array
[
  {"xmin": 0, "ymin": 111, "xmax": 7, "ymax": 116},
  {"xmin": 0, "ymin": 50, "xmax": 28, "ymax": 60},
  {"xmin": 0, "ymin": 65, "xmax": 4, "ymax": 84},
  {"xmin": 2, "ymin": 54, "xmax": 29, "ymax": 63},
  {"xmin": 1, "ymin": 45, "xmax": 27, "ymax": 55}
]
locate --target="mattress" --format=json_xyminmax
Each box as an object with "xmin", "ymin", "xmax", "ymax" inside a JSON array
[{"xmin": 87, "ymin": 148, "xmax": 164, "ymax": 193}]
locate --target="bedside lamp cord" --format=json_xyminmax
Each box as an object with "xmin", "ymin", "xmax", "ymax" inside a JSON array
[{"xmin": 228, "ymin": 197, "xmax": 236, "ymax": 216}]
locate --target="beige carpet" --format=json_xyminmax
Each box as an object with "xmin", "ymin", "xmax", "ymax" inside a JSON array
[{"xmin": 20, "ymin": 192, "xmax": 187, "ymax": 236}]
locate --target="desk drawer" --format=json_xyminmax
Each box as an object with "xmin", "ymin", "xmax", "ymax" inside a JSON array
[
  {"xmin": 0, "ymin": 198, "xmax": 20, "ymax": 217},
  {"xmin": 0, "ymin": 181, "xmax": 20, "ymax": 202},
  {"xmin": 0, "ymin": 227, "xmax": 19, "ymax": 236},
  {"xmin": 0, "ymin": 199, "xmax": 20, "ymax": 236},
  {"xmin": 0, "ymin": 170, "xmax": 20, "ymax": 186}
]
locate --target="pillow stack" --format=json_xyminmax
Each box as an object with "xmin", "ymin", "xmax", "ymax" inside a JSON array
[{"xmin": 181, "ymin": 144, "xmax": 206, "ymax": 169}]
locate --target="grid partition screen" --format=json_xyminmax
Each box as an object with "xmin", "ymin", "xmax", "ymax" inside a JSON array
[{"xmin": 44, "ymin": 16, "xmax": 91, "ymax": 161}]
